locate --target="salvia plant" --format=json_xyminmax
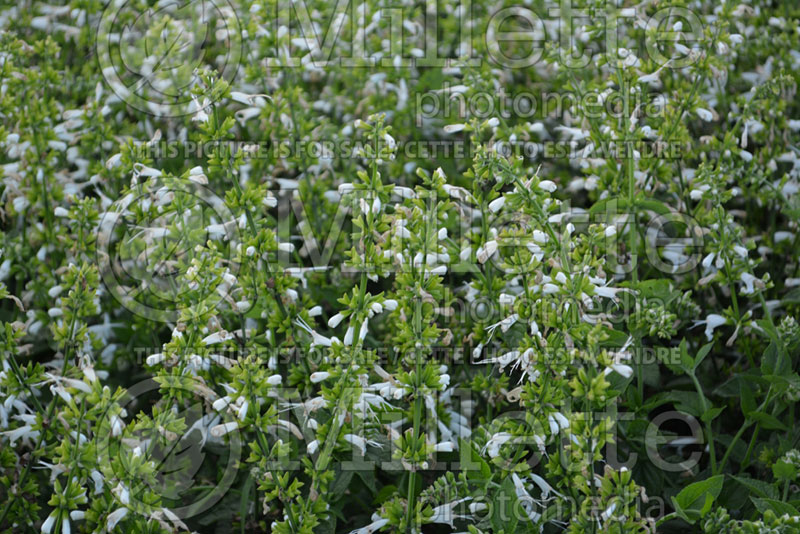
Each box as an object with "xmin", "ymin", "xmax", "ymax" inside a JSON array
[{"xmin": 1, "ymin": 0, "xmax": 800, "ymax": 533}]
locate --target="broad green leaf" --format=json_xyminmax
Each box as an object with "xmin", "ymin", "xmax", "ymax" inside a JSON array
[
  {"xmin": 731, "ymin": 475, "xmax": 779, "ymax": 500},
  {"xmin": 751, "ymin": 497, "xmax": 799, "ymax": 517},
  {"xmin": 748, "ymin": 411, "xmax": 788, "ymax": 431},
  {"xmin": 671, "ymin": 475, "xmax": 724, "ymax": 523}
]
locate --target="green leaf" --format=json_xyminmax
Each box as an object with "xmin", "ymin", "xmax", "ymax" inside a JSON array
[
  {"xmin": 693, "ymin": 342, "xmax": 714, "ymax": 371},
  {"xmin": 751, "ymin": 497, "xmax": 799, "ymax": 517},
  {"xmin": 672, "ymin": 475, "xmax": 724, "ymax": 523},
  {"xmin": 761, "ymin": 342, "xmax": 790, "ymax": 376},
  {"xmin": 740, "ymin": 381, "xmax": 757, "ymax": 416},
  {"xmin": 701, "ymin": 406, "xmax": 725, "ymax": 423},
  {"xmin": 491, "ymin": 476, "xmax": 519, "ymax": 533},
  {"xmin": 748, "ymin": 411, "xmax": 788, "ymax": 431},
  {"xmin": 731, "ymin": 475, "xmax": 779, "ymax": 500},
  {"xmin": 772, "ymin": 459, "xmax": 798, "ymax": 481},
  {"xmin": 459, "ymin": 438, "xmax": 492, "ymax": 481}
]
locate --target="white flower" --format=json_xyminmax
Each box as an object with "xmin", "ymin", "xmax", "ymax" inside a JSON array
[
  {"xmin": 343, "ymin": 433, "xmax": 381, "ymax": 456},
  {"xmin": 349, "ymin": 518, "xmax": 389, "ymax": 534},
  {"xmin": 344, "ymin": 325, "xmax": 354, "ymax": 346},
  {"xmin": 538, "ymin": 180, "xmax": 557, "ymax": 192},
  {"xmin": 488, "ymin": 196, "xmax": 506, "ymax": 212},
  {"xmin": 733, "ymin": 245, "xmax": 748, "ymax": 258},
  {"xmin": 604, "ymin": 363, "xmax": 634, "ymax": 379},
  {"xmin": 434, "ymin": 441, "xmax": 455, "ymax": 452},
  {"xmin": 328, "ymin": 313, "xmax": 345, "ymax": 328},
  {"xmin": 310, "ymin": 371, "xmax": 330, "ymax": 383},
  {"xmin": 477, "ymin": 240, "xmax": 498, "ymax": 264},
  {"xmin": 444, "ymin": 123, "xmax": 466, "ymax": 133},
  {"xmin": 202, "ymin": 331, "xmax": 231, "ymax": 345},
  {"xmin": 695, "ymin": 108, "xmax": 713, "ymax": 122},
  {"xmin": 106, "ymin": 508, "xmax": 128, "ymax": 530},
  {"xmin": 696, "ymin": 313, "xmax": 728, "ymax": 341},
  {"xmin": 740, "ymin": 272, "xmax": 758, "ymax": 294},
  {"xmin": 294, "ymin": 318, "xmax": 334, "ymax": 348},
  {"xmin": 429, "ymin": 497, "xmax": 472, "ymax": 526},
  {"xmin": 210, "ymin": 422, "xmax": 238, "ymax": 437},
  {"xmin": 532, "ymin": 230, "xmax": 548, "ymax": 244},
  {"xmin": 41, "ymin": 513, "xmax": 56, "ymax": 534},
  {"xmin": 529, "ymin": 473, "xmax": 564, "ymax": 499},
  {"xmin": 482, "ymin": 432, "xmax": 513, "ymax": 458}
]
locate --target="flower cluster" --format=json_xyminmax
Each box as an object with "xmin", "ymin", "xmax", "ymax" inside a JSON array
[{"xmin": 1, "ymin": 0, "xmax": 800, "ymax": 533}]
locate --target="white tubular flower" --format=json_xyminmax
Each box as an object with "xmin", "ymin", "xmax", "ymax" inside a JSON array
[
  {"xmin": 328, "ymin": 313, "xmax": 345, "ymax": 328},
  {"xmin": 106, "ymin": 508, "xmax": 128, "ymax": 530},
  {"xmin": 349, "ymin": 518, "xmax": 389, "ymax": 534},
  {"xmin": 482, "ymin": 432, "xmax": 513, "ymax": 458},
  {"xmin": 511, "ymin": 474, "xmax": 542, "ymax": 522},
  {"xmin": 442, "ymin": 184, "xmax": 471, "ymax": 202},
  {"xmin": 601, "ymin": 502, "xmax": 617, "ymax": 521},
  {"xmin": 695, "ymin": 313, "xmax": 728, "ymax": 341},
  {"xmin": 41, "ymin": 513, "xmax": 56, "ymax": 534},
  {"xmin": 394, "ymin": 186, "xmax": 416, "ymax": 199},
  {"xmin": 553, "ymin": 412, "xmax": 569, "ymax": 431},
  {"xmin": 444, "ymin": 123, "xmax": 466, "ymax": 133},
  {"xmin": 429, "ymin": 497, "xmax": 472, "ymax": 527},
  {"xmin": 294, "ymin": 318, "xmax": 334, "ymax": 348},
  {"xmin": 477, "ymin": 240, "xmax": 498, "ymax": 264},
  {"xmin": 548, "ymin": 415, "xmax": 560, "ymax": 435},
  {"xmin": 538, "ymin": 180, "xmax": 557, "ymax": 193},
  {"xmin": 310, "ymin": 371, "xmax": 330, "ymax": 383},
  {"xmin": 307, "ymin": 439, "xmax": 319, "ymax": 455},
  {"xmin": 394, "ymin": 225, "xmax": 412, "ymax": 239},
  {"xmin": 212, "ymin": 396, "xmax": 231, "ymax": 411},
  {"xmin": 529, "ymin": 473, "xmax": 564, "ymax": 499},
  {"xmin": 605, "ymin": 364, "xmax": 634, "ymax": 379},
  {"xmin": 202, "ymin": 331, "xmax": 231, "ymax": 345},
  {"xmin": 308, "ymin": 306, "xmax": 323, "ymax": 317},
  {"xmin": 263, "ymin": 194, "xmax": 278, "ymax": 208},
  {"xmin": 383, "ymin": 299, "xmax": 398, "ymax": 311},
  {"xmin": 427, "ymin": 265, "xmax": 447, "ymax": 276},
  {"xmin": 488, "ymin": 196, "xmax": 506, "ymax": 213},
  {"xmin": 210, "ymin": 422, "xmax": 238, "ymax": 437},
  {"xmin": 266, "ymin": 375, "xmax": 283, "ymax": 386},
  {"xmin": 434, "ymin": 441, "xmax": 455, "ymax": 452},
  {"xmin": 740, "ymin": 272, "xmax": 758, "ymax": 294},
  {"xmin": 695, "ymin": 108, "xmax": 713, "ymax": 122},
  {"xmin": 344, "ymin": 325, "xmax": 355, "ymax": 346},
  {"xmin": 343, "ymin": 434, "xmax": 382, "ymax": 456}
]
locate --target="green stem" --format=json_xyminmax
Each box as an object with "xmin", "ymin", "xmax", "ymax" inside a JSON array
[{"xmin": 689, "ymin": 371, "xmax": 717, "ymax": 472}]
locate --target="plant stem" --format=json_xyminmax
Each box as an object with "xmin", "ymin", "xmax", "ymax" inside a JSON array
[{"xmin": 689, "ymin": 371, "xmax": 717, "ymax": 472}]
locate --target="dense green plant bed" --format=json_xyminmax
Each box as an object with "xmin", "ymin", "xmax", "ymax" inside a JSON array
[{"xmin": 1, "ymin": 0, "xmax": 800, "ymax": 533}]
